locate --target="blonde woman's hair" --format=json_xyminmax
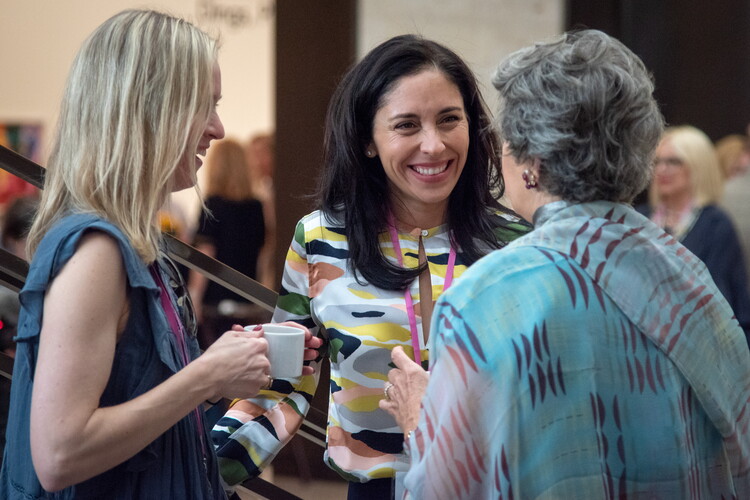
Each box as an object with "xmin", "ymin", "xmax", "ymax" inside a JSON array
[
  {"xmin": 204, "ymin": 138, "xmax": 255, "ymax": 200},
  {"xmin": 650, "ymin": 125, "xmax": 723, "ymax": 207},
  {"xmin": 27, "ymin": 9, "xmax": 218, "ymax": 263}
]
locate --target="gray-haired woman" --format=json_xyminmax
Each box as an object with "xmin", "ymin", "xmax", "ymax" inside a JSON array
[{"xmin": 382, "ymin": 29, "xmax": 750, "ymax": 499}]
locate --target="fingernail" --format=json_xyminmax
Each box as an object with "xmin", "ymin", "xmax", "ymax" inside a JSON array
[{"xmin": 253, "ymin": 325, "xmax": 263, "ymax": 331}]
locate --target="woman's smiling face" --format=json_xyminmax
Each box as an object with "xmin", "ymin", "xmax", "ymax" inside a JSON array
[{"xmin": 369, "ymin": 68, "xmax": 469, "ymax": 225}]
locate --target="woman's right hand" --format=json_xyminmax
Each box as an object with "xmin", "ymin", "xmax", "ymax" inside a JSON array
[
  {"xmin": 379, "ymin": 346, "xmax": 429, "ymax": 434},
  {"xmin": 200, "ymin": 325, "xmax": 271, "ymax": 400}
]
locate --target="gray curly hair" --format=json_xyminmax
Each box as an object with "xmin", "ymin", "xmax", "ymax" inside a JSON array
[{"xmin": 492, "ymin": 29, "xmax": 664, "ymax": 203}]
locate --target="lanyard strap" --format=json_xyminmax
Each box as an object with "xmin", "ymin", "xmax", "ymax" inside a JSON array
[
  {"xmin": 151, "ymin": 265, "xmax": 190, "ymax": 366},
  {"xmin": 387, "ymin": 215, "xmax": 456, "ymax": 366},
  {"xmin": 150, "ymin": 263, "xmax": 207, "ymax": 460}
]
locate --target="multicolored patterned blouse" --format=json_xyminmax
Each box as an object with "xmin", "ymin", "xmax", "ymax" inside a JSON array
[
  {"xmin": 404, "ymin": 201, "xmax": 750, "ymax": 498},
  {"xmin": 212, "ymin": 209, "xmax": 530, "ymax": 485}
]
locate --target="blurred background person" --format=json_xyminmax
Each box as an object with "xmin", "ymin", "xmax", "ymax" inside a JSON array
[
  {"xmin": 715, "ymin": 133, "xmax": 750, "ymax": 181},
  {"xmin": 382, "ymin": 29, "xmax": 750, "ymax": 499},
  {"xmin": 717, "ymin": 132, "xmax": 750, "ymax": 280},
  {"xmin": 156, "ymin": 198, "xmax": 193, "ymax": 282},
  {"xmin": 246, "ymin": 132, "xmax": 277, "ymax": 289},
  {"xmin": 188, "ymin": 137, "xmax": 268, "ymax": 350},
  {"xmin": 636, "ymin": 125, "xmax": 750, "ymax": 339},
  {"xmin": 157, "ymin": 199, "xmax": 191, "ymax": 242}
]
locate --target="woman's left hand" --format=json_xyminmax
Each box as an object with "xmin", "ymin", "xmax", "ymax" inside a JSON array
[{"xmin": 379, "ymin": 346, "xmax": 429, "ymax": 435}]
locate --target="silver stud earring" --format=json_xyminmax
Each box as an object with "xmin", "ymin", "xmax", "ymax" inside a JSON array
[{"xmin": 365, "ymin": 150, "xmax": 374, "ymax": 158}]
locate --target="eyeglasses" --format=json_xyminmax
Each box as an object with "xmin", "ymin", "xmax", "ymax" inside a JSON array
[{"xmin": 653, "ymin": 157, "xmax": 685, "ymax": 168}]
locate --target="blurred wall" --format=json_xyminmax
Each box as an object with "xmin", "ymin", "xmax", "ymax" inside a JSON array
[
  {"xmin": 0, "ymin": 0, "xmax": 276, "ymax": 232},
  {"xmin": 358, "ymin": 0, "xmax": 564, "ymax": 111},
  {"xmin": 0, "ymin": 0, "xmax": 275, "ymax": 161},
  {"xmin": 567, "ymin": 0, "xmax": 750, "ymax": 141}
]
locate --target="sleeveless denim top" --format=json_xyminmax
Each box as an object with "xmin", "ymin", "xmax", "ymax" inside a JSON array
[{"xmin": 0, "ymin": 214, "xmax": 225, "ymax": 499}]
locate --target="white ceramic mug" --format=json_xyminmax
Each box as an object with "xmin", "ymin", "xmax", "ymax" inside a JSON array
[{"xmin": 245, "ymin": 324, "xmax": 305, "ymax": 379}]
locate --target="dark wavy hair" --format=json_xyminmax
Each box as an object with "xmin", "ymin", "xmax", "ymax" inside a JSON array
[{"xmin": 319, "ymin": 34, "xmax": 504, "ymax": 290}]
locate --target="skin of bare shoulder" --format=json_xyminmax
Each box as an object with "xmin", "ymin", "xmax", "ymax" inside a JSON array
[{"xmin": 31, "ymin": 231, "xmax": 129, "ymax": 489}]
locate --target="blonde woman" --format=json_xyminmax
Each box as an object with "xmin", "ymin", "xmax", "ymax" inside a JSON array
[
  {"xmin": 637, "ymin": 125, "xmax": 750, "ymax": 337},
  {"xmin": 0, "ymin": 10, "xmax": 319, "ymax": 498}
]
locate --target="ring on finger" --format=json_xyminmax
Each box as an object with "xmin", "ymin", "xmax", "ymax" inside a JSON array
[
  {"xmin": 384, "ymin": 382, "xmax": 393, "ymax": 401},
  {"xmin": 264, "ymin": 374, "xmax": 274, "ymax": 390}
]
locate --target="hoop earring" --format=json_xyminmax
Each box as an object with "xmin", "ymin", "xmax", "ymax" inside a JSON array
[{"xmin": 522, "ymin": 169, "xmax": 538, "ymax": 189}]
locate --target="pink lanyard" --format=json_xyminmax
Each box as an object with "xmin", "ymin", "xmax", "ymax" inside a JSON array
[
  {"xmin": 150, "ymin": 264, "xmax": 208, "ymax": 461},
  {"xmin": 387, "ymin": 216, "xmax": 456, "ymax": 366},
  {"xmin": 151, "ymin": 265, "xmax": 190, "ymax": 366}
]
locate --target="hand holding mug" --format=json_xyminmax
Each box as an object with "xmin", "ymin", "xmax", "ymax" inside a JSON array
[{"xmin": 201, "ymin": 326, "xmax": 270, "ymax": 400}]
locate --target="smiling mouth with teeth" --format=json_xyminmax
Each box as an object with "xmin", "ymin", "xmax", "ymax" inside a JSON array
[{"xmin": 413, "ymin": 162, "xmax": 450, "ymax": 175}]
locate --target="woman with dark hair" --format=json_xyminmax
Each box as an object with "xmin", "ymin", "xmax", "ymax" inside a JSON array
[
  {"xmin": 212, "ymin": 34, "xmax": 530, "ymax": 498},
  {"xmin": 382, "ymin": 29, "xmax": 750, "ymax": 498}
]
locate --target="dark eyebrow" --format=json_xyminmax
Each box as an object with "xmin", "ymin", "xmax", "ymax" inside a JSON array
[{"xmin": 387, "ymin": 106, "xmax": 464, "ymax": 121}]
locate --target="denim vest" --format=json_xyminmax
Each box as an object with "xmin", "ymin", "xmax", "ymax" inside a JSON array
[{"xmin": 0, "ymin": 214, "xmax": 225, "ymax": 499}]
